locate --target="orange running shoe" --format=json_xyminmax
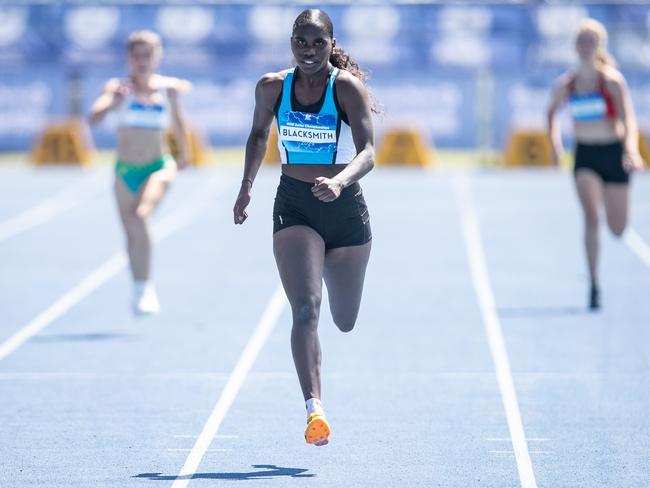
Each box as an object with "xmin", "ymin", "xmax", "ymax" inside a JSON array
[{"xmin": 305, "ymin": 413, "xmax": 330, "ymax": 446}]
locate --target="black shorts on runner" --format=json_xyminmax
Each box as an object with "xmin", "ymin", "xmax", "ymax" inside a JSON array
[
  {"xmin": 273, "ymin": 174, "xmax": 372, "ymax": 250},
  {"xmin": 574, "ymin": 141, "xmax": 629, "ymax": 184}
]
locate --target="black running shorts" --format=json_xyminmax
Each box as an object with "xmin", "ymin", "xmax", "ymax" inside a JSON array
[
  {"xmin": 273, "ymin": 174, "xmax": 372, "ymax": 250},
  {"xmin": 574, "ymin": 141, "xmax": 629, "ymax": 184}
]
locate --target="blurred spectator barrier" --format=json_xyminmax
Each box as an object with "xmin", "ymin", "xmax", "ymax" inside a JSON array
[
  {"xmin": 376, "ymin": 128, "xmax": 434, "ymax": 166},
  {"xmin": 263, "ymin": 124, "xmax": 281, "ymax": 165},
  {"xmin": 502, "ymin": 129, "xmax": 553, "ymax": 167},
  {"xmin": 639, "ymin": 133, "xmax": 650, "ymax": 169},
  {"xmin": 166, "ymin": 126, "xmax": 207, "ymax": 166},
  {"xmin": 31, "ymin": 118, "xmax": 93, "ymax": 165}
]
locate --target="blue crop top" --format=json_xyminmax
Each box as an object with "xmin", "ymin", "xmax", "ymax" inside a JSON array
[
  {"xmin": 568, "ymin": 74, "xmax": 616, "ymax": 122},
  {"xmin": 274, "ymin": 68, "xmax": 356, "ymax": 165}
]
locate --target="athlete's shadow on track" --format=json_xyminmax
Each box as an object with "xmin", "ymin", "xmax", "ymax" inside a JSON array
[
  {"xmin": 497, "ymin": 306, "xmax": 587, "ymax": 318},
  {"xmin": 31, "ymin": 331, "xmax": 136, "ymax": 342},
  {"xmin": 134, "ymin": 465, "xmax": 315, "ymax": 481}
]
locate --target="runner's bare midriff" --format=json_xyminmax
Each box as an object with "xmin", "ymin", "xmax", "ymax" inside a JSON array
[
  {"xmin": 574, "ymin": 118, "xmax": 623, "ymax": 144},
  {"xmin": 117, "ymin": 127, "xmax": 167, "ymax": 163}
]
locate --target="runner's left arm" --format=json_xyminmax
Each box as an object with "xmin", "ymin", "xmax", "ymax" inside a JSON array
[
  {"xmin": 312, "ymin": 73, "xmax": 375, "ymax": 203},
  {"xmin": 608, "ymin": 72, "xmax": 644, "ymax": 171},
  {"xmin": 167, "ymin": 78, "xmax": 191, "ymax": 169}
]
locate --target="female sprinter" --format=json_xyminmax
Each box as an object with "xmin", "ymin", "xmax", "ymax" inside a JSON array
[
  {"xmin": 547, "ymin": 19, "xmax": 644, "ymax": 310},
  {"xmin": 89, "ymin": 31, "xmax": 190, "ymax": 315},
  {"xmin": 233, "ymin": 9, "xmax": 375, "ymax": 446}
]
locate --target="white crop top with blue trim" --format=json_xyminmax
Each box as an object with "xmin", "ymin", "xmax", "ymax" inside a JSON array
[
  {"xmin": 116, "ymin": 87, "xmax": 170, "ymax": 130},
  {"xmin": 275, "ymin": 68, "xmax": 356, "ymax": 165}
]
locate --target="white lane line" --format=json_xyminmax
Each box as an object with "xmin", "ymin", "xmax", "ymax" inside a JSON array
[
  {"xmin": 487, "ymin": 438, "xmax": 549, "ymax": 442},
  {"xmin": 171, "ymin": 285, "xmax": 286, "ymax": 488},
  {"xmin": 624, "ymin": 228, "xmax": 650, "ymax": 268},
  {"xmin": 0, "ymin": 254, "xmax": 126, "ymax": 361},
  {"xmin": 173, "ymin": 435, "xmax": 239, "ymax": 439},
  {"xmin": 0, "ymin": 372, "xmax": 99, "ymax": 380},
  {"xmin": 0, "ymin": 171, "xmax": 106, "ymax": 242},
  {"xmin": 167, "ymin": 449, "xmax": 230, "ymax": 453},
  {"xmin": 490, "ymin": 451, "xmax": 553, "ymax": 455},
  {"xmin": 452, "ymin": 175, "xmax": 538, "ymax": 488},
  {"xmin": 0, "ymin": 372, "xmax": 291, "ymax": 381},
  {"xmin": 0, "ymin": 172, "xmax": 232, "ymax": 362}
]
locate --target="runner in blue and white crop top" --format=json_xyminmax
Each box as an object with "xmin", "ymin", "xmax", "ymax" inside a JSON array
[
  {"xmin": 115, "ymin": 87, "xmax": 170, "ymax": 130},
  {"xmin": 234, "ymin": 9, "xmax": 377, "ymax": 448},
  {"xmin": 274, "ymin": 67, "xmax": 356, "ymax": 165},
  {"xmin": 88, "ymin": 30, "xmax": 191, "ymax": 317}
]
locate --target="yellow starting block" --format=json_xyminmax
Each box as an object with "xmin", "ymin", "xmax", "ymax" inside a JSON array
[
  {"xmin": 32, "ymin": 118, "xmax": 94, "ymax": 165},
  {"xmin": 167, "ymin": 127, "xmax": 207, "ymax": 166},
  {"xmin": 263, "ymin": 125, "xmax": 281, "ymax": 164},
  {"xmin": 376, "ymin": 129, "xmax": 433, "ymax": 166},
  {"xmin": 503, "ymin": 130, "xmax": 553, "ymax": 167}
]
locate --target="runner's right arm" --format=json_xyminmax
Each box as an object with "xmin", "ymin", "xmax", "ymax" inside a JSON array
[
  {"xmin": 233, "ymin": 73, "xmax": 282, "ymax": 225},
  {"xmin": 88, "ymin": 79, "xmax": 129, "ymax": 126},
  {"xmin": 547, "ymin": 76, "xmax": 569, "ymax": 167}
]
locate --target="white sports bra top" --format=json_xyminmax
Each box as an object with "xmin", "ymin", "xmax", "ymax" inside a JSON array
[{"xmin": 116, "ymin": 87, "xmax": 170, "ymax": 130}]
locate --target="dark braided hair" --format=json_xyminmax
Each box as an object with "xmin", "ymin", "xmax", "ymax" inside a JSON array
[{"xmin": 293, "ymin": 9, "xmax": 380, "ymax": 113}]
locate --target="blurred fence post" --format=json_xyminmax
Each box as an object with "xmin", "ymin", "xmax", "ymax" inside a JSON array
[
  {"xmin": 67, "ymin": 68, "xmax": 83, "ymax": 118},
  {"xmin": 476, "ymin": 68, "xmax": 495, "ymax": 165}
]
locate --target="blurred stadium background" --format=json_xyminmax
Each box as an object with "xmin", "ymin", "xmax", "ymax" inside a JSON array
[
  {"xmin": 1, "ymin": 1, "xmax": 650, "ymax": 164},
  {"xmin": 3, "ymin": 5, "xmax": 650, "ymax": 486}
]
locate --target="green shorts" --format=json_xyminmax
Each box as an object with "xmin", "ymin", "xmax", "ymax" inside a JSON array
[{"xmin": 115, "ymin": 154, "xmax": 175, "ymax": 193}]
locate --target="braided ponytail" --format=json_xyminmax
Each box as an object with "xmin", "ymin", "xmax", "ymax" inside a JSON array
[
  {"xmin": 330, "ymin": 45, "xmax": 381, "ymax": 114},
  {"xmin": 330, "ymin": 46, "xmax": 367, "ymax": 83}
]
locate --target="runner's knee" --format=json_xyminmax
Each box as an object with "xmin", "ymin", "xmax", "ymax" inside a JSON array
[
  {"xmin": 136, "ymin": 202, "xmax": 153, "ymax": 219},
  {"xmin": 608, "ymin": 219, "xmax": 626, "ymax": 237},
  {"xmin": 331, "ymin": 305, "xmax": 358, "ymax": 333},
  {"xmin": 123, "ymin": 210, "xmax": 148, "ymax": 239},
  {"xmin": 334, "ymin": 316, "xmax": 356, "ymax": 333},
  {"xmin": 292, "ymin": 295, "xmax": 321, "ymax": 328},
  {"xmin": 584, "ymin": 209, "xmax": 599, "ymax": 229}
]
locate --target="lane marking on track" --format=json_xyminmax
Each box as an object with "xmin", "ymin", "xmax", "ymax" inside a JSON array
[
  {"xmin": 624, "ymin": 228, "xmax": 650, "ymax": 268},
  {"xmin": 490, "ymin": 451, "xmax": 553, "ymax": 455},
  {"xmin": 0, "ymin": 172, "xmax": 233, "ymax": 362},
  {"xmin": 0, "ymin": 372, "xmax": 99, "ymax": 380},
  {"xmin": 453, "ymin": 175, "xmax": 538, "ymax": 488},
  {"xmin": 0, "ymin": 171, "xmax": 106, "ymax": 243},
  {"xmin": 486, "ymin": 438, "xmax": 549, "ymax": 442},
  {"xmin": 167, "ymin": 449, "xmax": 230, "ymax": 453},
  {"xmin": 173, "ymin": 435, "xmax": 239, "ymax": 439},
  {"xmin": 0, "ymin": 372, "xmax": 290, "ymax": 381},
  {"xmin": 171, "ymin": 285, "xmax": 286, "ymax": 488}
]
